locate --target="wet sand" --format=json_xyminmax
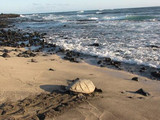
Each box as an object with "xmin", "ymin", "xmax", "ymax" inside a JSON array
[{"xmin": 0, "ymin": 47, "xmax": 160, "ymax": 120}]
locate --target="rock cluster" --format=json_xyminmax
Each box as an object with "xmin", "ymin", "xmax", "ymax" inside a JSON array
[
  {"xmin": 151, "ymin": 71, "xmax": 160, "ymax": 78},
  {"xmin": 0, "ymin": 29, "xmax": 46, "ymax": 48},
  {"xmin": 97, "ymin": 57, "xmax": 121, "ymax": 69},
  {"xmin": 63, "ymin": 50, "xmax": 81, "ymax": 63},
  {"xmin": 17, "ymin": 50, "xmax": 36, "ymax": 58}
]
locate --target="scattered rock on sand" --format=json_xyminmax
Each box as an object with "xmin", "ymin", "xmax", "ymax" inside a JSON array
[
  {"xmin": 17, "ymin": 50, "xmax": 36, "ymax": 58},
  {"xmin": 49, "ymin": 68, "xmax": 55, "ymax": 71},
  {"xmin": 66, "ymin": 79, "xmax": 96, "ymax": 94},
  {"xmin": 63, "ymin": 50, "xmax": 81, "ymax": 63},
  {"xmin": 31, "ymin": 59, "xmax": 37, "ymax": 63},
  {"xmin": 3, "ymin": 49, "xmax": 9, "ymax": 53},
  {"xmin": 2, "ymin": 53, "xmax": 10, "ymax": 58},
  {"xmin": 131, "ymin": 77, "xmax": 139, "ymax": 81},
  {"xmin": 64, "ymin": 56, "xmax": 79, "ymax": 63},
  {"xmin": 135, "ymin": 88, "xmax": 150, "ymax": 96}
]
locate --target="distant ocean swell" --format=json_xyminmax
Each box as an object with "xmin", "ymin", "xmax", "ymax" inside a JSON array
[{"xmin": 20, "ymin": 14, "xmax": 158, "ymax": 22}]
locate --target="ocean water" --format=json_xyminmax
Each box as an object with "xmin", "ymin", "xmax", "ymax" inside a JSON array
[{"xmin": 15, "ymin": 7, "xmax": 160, "ymax": 68}]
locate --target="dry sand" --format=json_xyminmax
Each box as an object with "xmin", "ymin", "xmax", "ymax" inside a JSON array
[{"xmin": 0, "ymin": 47, "xmax": 160, "ymax": 120}]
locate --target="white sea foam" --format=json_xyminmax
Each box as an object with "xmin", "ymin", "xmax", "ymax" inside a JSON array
[
  {"xmin": 89, "ymin": 17, "xmax": 98, "ymax": 20},
  {"xmin": 103, "ymin": 16, "xmax": 126, "ymax": 21},
  {"xmin": 42, "ymin": 14, "xmax": 65, "ymax": 21},
  {"xmin": 44, "ymin": 20, "xmax": 160, "ymax": 68},
  {"xmin": 96, "ymin": 11, "xmax": 102, "ymax": 14},
  {"xmin": 20, "ymin": 14, "xmax": 25, "ymax": 17},
  {"xmin": 15, "ymin": 7, "xmax": 160, "ymax": 68},
  {"xmin": 77, "ymin": 10, "xmax": 84, "ymax": 13}
]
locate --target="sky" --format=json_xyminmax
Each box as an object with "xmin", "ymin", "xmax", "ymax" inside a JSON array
[{"xmin": 0, "ymin": 0, "xmax": 160, "ymax": 14}]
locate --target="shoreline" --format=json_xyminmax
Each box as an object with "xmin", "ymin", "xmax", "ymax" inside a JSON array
[
  {"xmin": 1, "ymin": 13, "xmax": 160, "ymax": 81},
  {"xmin": 0, "ymin": 16, "xmax": 160, "ymax": 119},
  {"xmin": 1, "ymin": 27, "xmax": 160, "ymax": 81}
]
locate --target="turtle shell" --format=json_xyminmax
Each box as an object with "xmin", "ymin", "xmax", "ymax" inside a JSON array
[{"xmin": 67, "ymin": 79, "xmax": 95, "ymax": 94}]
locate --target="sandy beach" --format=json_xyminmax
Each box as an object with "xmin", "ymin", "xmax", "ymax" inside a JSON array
[
  {"xmin": 0, "ymin": 46, "xmax": 160, "ymax": 120},
  {"xmin": 0, "ymin": 13, "xmax": 160, "ymax": 120}
]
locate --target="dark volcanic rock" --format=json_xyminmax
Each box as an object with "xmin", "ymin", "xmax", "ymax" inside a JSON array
[
  {"xmin": 135, "ymin": 88, "xmax": 150, "ymax": 96},
  {"xmin": 31, "ymin": 59, "xmax": 37, "ymax": 63},
  {"xmin": 64, "ymin": 56, "xmax": 79, "ymax": 63},
  {"xmin": 3, "ymin": 49, "xmax": 9, "ymax": 53},
  {"xmin": 0, "ymin": 14, "xmax": 20, "ymax": 28},
  {"xmin": 0, "ymin": 14, "xmax": 20, "ymax": 18},
  {"xmin": 104, "ymin": 57, "xmax": 112, "ymax": 62},
  {"xmin": 89, "ymin": 43, "xmax": 100, "ymax": 47},
  {"xmin": 146, "ymin": 45, "xmax": 160, "ymax": 48},
  {"xmin": 110, "ymin": 61, "xmax": 121, "ymax": 68},
  {"xmin": 17, "ymin": 50, "xmax": 36, "ymax": 58},
  {"xmin": 49, "ymin": 68, "xmax": 55, "ymax": 71},
  {"xmin": 2, "ymin": 53, "xmax": 10, "ymax": 58},
  {"xmin": 131, "ymin": 77, "xmax": 139, "ymax": 81},
  {"xmin": 97, "ymin": 60, "xmax": 102, "ymax": 65},
  {"xmin": 139, "ymin": 67, "xmax": 146, "ymax": 72},
  {"xmin": 151, "ymin": 71, "xmax": 160, "ymax": 78},
  {"xmin": 63, "ymin": 50, "xmax": 81, "ymax": 63},
  {"xmin": 98, "ymin": 57, "xmax": 121, "ymax": 69}
]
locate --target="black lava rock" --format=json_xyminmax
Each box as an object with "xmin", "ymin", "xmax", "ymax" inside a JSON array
[
  {"xmin": 97, "ymin": 60, "xmax": 102, "ymax": 64},
  {"xmin": 49, "ymin": 68, "xmax": 55, "ymax": 71},
  {"xmin": 104, "ymin": 57, "xmax": 111, "ymax": 62},
  {"xmin": 3, "ymin": 49, "xmax": 9, "ymax": 53},
  {"xmin": 131, "ymin": 77, "xmax": 139, "ymax": 81},
  {"xmin": 151, "ymin": 71, "xmax": 160, "ymax": 78},
  {"xmin": 146, "ymin": 45, "xmax": 160, "ymax": 48},
  {"xmin": 135, "ymin": 88, "xmax": 150, "ymax": 96},
  {"xmin": 17, "ymin": 50, "xmax": 36, "ymax": 58},
  {"xmin": 64, "ymin": 56, "xmax": 79, "ymax": 63},
  {"xmin": 31, "ymin": 59, "xmax": 37, "ymax": 63},
  {"xmin": 139, "ymin": 67, "xmax": 146, "ymax": 72},
  {"xmin": 89, "ymin": 43, "xmax": 100, "ymax": 47},
  {"xmin": 2, "ymin": 53, "xmax": 10, "ymax": 58}
]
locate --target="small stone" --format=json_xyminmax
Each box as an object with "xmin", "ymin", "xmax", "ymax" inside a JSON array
[
  {"xmin": 97, "ymin": 60, "xmax": 102, "ymax": 64},
  {"xmin": 138, "ymin": 97, "xmax": 145, "ymax": 99},
  {"xmin": 139, "ymin": 67, "xmax": 146, "ymax": 72},
  {"xmin": 50, "ymin": 59, "xmax": 55, "ymax": 61},
  {"xmin": 100, "ymin": 65, "xmax": 105, "ymax": 67},
  {"xmin": 3, "ymin": 49, "xmax": 9, "ymax": 53},
  {"xmin": 94, "ymin": 88, "xmax": 103, "ymax": 93},
  {"xmin": 135, "ymin": 88, "xmax": 150, "ymax": 96},
  {"xmin": 104, "ymin": 58, "xmax": 111, "ymax": 62},
  {"xmin": 89, "ymin": 43, "xmax": 100, "ymax": 47},
  {"xmin": 2, "ymin": 53, "xmax": 10, "ymax": 58},
  {"xmin": 128, "ymin": 96, "xmax": 133, "ymax": 99},
  {"xmin": 49, "ymin": 68, "xmax": 54, "ymax": 71},
  {"xmin": 151, "ymin": 71, "xmax": 160, "ymax": 78},
  {"xmin": 131, "ymin": 77, "xmax": 139, "ymax": 81},
  {"xmin": 31, "ymin": 59, "xmax": 37, "ymax": 63},
  {"xmin": 121, "ymin": 90, "xmax": 125, "ymax": 94}
]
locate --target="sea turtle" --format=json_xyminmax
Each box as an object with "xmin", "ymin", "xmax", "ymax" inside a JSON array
[{"xmin": 66, "ymin": 78, "xmax": 96, "ymax": 94}]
